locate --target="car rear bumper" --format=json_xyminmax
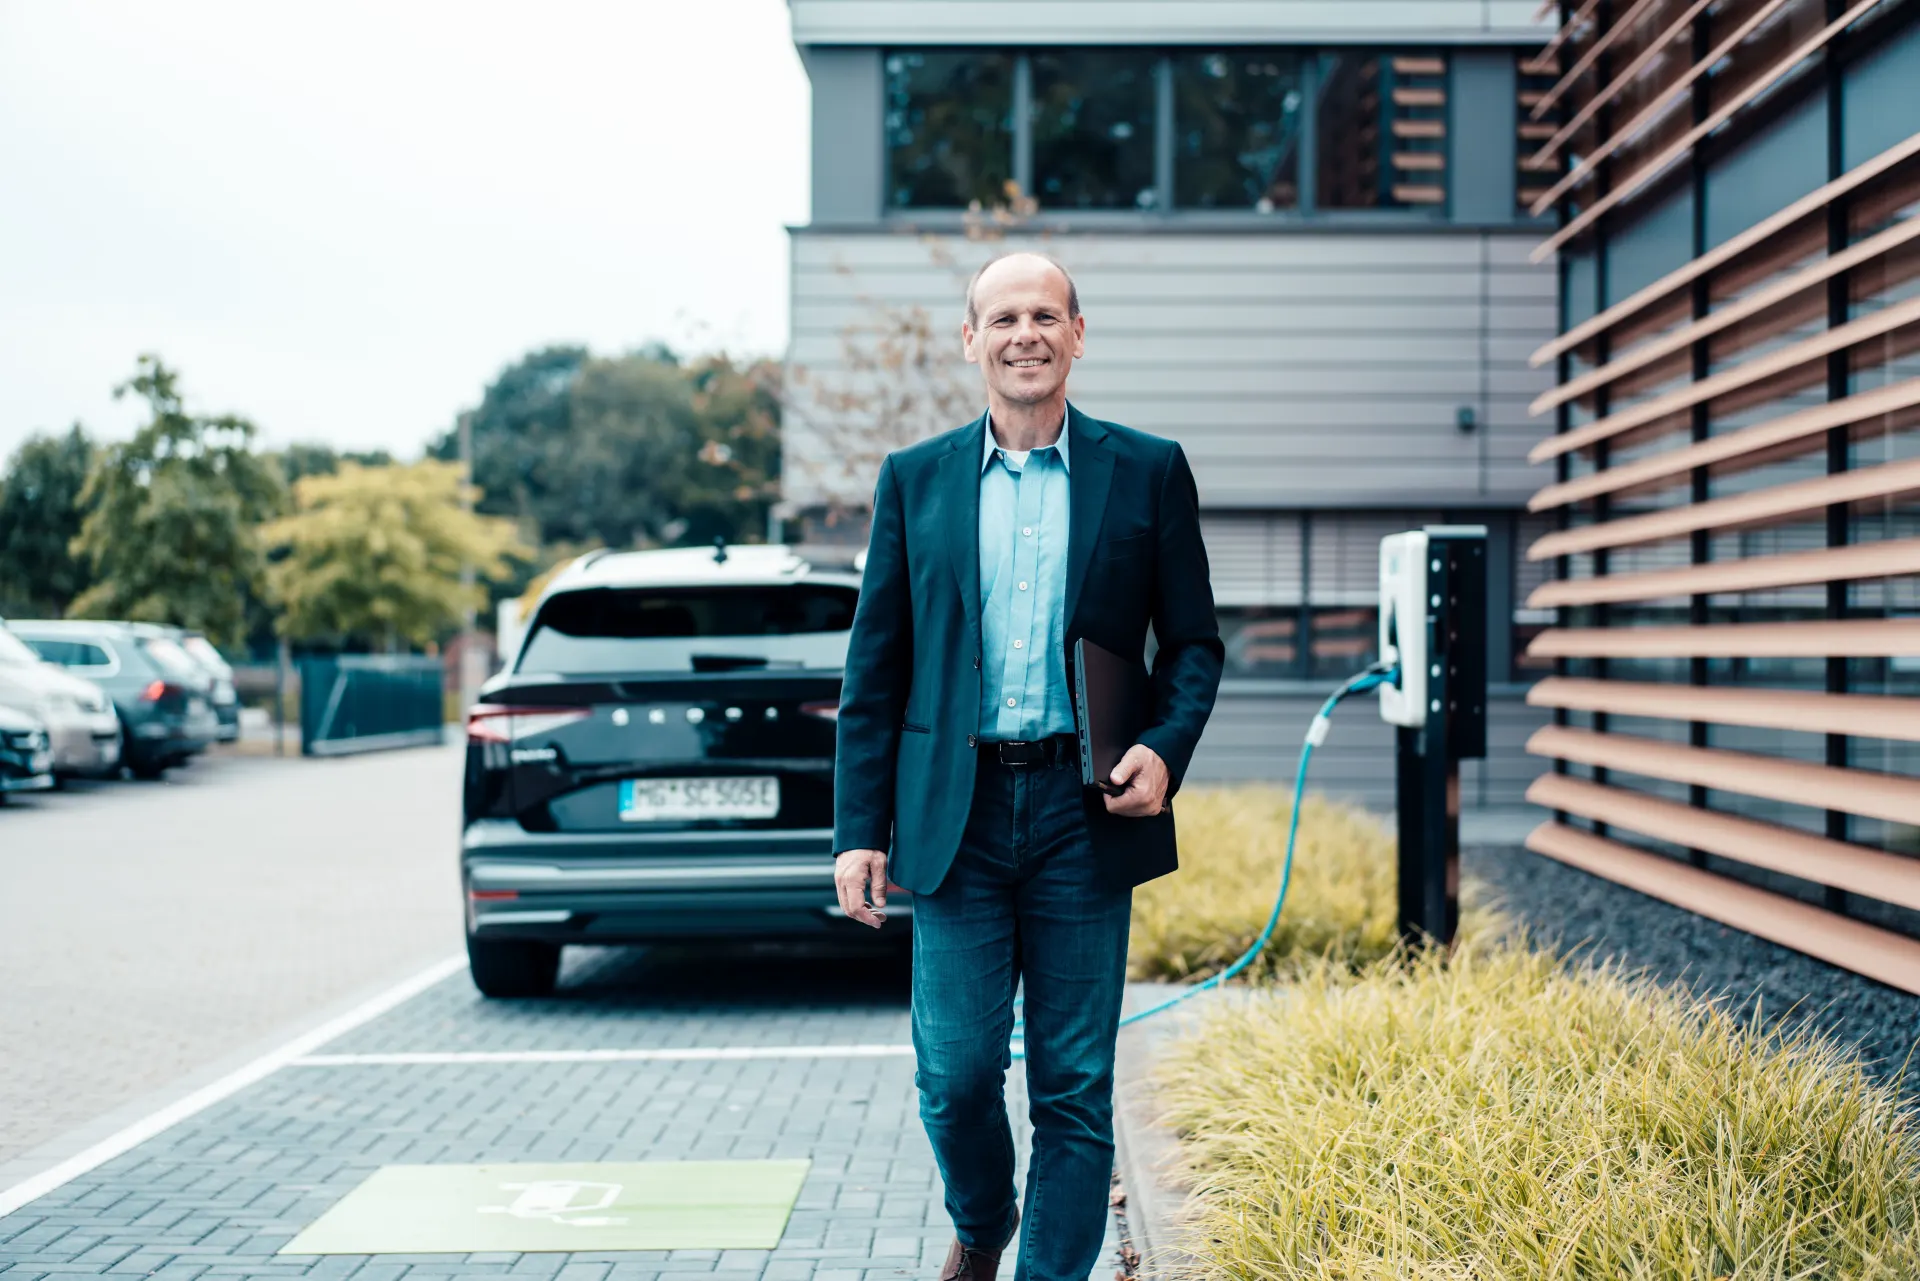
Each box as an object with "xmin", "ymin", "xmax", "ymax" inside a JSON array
[
  {"xmin": 460, "ymin": 821, "xmax": 910, "ymax": 943},
  {"xmin": 47, "ymin": 713, "xmax": 121, "ymax": 775}
]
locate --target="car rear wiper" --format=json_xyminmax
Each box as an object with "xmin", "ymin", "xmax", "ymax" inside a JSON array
[{"xmin": 688, "ymin": 653, "xmax": 804, "ymax": 672}]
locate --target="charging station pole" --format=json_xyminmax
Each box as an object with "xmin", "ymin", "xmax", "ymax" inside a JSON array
[{"xmin": 1382, "ymin": 526, "xmax": 1487, "ymax": 950}]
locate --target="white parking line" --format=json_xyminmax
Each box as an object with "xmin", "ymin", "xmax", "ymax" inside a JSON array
[
  {"xmin": 291, "ymin": 1045, "xmax": 917, "ymax": 1066},
  {"xmin": 0, "ymin": 954, "xmax": 466, "ymax": 1220}
]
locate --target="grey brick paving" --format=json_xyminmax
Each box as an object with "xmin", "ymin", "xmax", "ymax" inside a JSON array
[{"xmin": 1, "ymin": 945, "xmax": 1124, "ymax": 1279}]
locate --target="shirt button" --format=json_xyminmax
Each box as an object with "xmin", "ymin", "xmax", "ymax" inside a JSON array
[
  {"xmin": 1022, "ymin": 526, "xmax": 1033, "ymax": 537},
  {"xmin": 1019, "ymin": 581, "xmax": 1029, "ymax": 591},
  {"xmin": 1013, "ymin": 639, "xmax": 1024, "ymax": 649},
  {"xmin": 1006, "ymin": 697, "xmax": 1017, "ymax": 707}
]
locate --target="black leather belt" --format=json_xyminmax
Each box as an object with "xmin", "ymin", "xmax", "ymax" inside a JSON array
[{"xmin": 978, "ymin": 733, "xmax": 1079, "ymax": 770}]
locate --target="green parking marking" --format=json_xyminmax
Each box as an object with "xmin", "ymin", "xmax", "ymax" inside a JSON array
[{"xmin": 279, "ymin": 1160, "xmax": 812, "ymax": 1253}]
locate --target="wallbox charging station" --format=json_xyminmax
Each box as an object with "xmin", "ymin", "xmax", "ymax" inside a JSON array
[{"xmin": 1378, "ymin": 526, "xmax": 1488, "ymax": 949}]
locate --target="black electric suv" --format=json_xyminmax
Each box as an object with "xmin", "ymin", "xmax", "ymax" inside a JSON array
[{"xmin": 460, "ymin": 543, "xmax": 905, "ymax": 997}]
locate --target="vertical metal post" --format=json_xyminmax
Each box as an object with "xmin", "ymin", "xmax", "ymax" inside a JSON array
[
  {"xmin": 1395, "ymin": 527, "xmax": 1486, "ymax": 949},
  {"xmin": 457, "ymin": 410, "xmax": 479, "ymax": 722}
]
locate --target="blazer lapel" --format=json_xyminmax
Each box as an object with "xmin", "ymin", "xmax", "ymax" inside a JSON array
[
  {"xmin": 943, "ymin": 413, "xmax": 987, "ymax": 636},
  {"xmin": 1064, "ymin": 403, "xmax": 1113, "ymax": 632}
]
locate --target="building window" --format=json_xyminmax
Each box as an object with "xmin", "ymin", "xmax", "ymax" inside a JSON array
[
  {"xmin": 1315, "ymin": 53, "xmax": 1449, "ymax": 210},
  {"xmin": 1030, "ymin": 50, "xmax": 1160, "ymax": 210},
  {"xmin": 884, "ymin": 51, "xmax": 1015, "ymax": 209},
  {"xmin": 882, "ymin": 46, "xmax": 1464, "ymax": 218},
  {"xmin": 1516, "ymin": 49, "xmax": 1560, "ymax": 213},
  {"xmin": 1172, "ymin": 50, "xmax": 1305, "ymax": 211}
]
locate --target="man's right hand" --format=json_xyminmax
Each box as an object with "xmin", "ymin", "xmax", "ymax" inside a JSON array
[{"xmin": 834, "ymin": 848, "xmax": 902, "ymax": 928}]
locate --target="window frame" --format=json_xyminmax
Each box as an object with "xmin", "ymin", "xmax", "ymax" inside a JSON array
[{"xmin": 879, "ymin": 44, "xmax": 1459, "ymax": 226}]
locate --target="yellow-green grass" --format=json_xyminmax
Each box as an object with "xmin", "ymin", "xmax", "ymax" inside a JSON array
[
  {"xmin": 1132, "ymin": 787, "xmax": 1497, "ymax": 983},
  {"xmin": 1156, "ymin": 940, "xmax": 1920, "ymax": 1280}
]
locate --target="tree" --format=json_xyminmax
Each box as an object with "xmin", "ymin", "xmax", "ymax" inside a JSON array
[
  {"xmin": 438, "ymin": 344, "xmax": 781, "ymax": 557},
  {"xmin": 275, "ymin": 442, "xmax": 395, "ymax": 486},
  {"xmin": 429, "ymin": 345, "xmax": 588, "ymax": 542},
  {"xmin": 261, "ymin": 460, "xmax": 531, "ymax": 650},
  {"xmin": 0, "ymin": 426, "xmax": 96, "ymax": 617},
  {"xmin": 69, "ymin": 357, "xmax": 284, "ymax": 647}
]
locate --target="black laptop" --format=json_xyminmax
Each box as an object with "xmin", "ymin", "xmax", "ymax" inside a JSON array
[{"xmin": 1071, "ymin": 637, "xmax": 1150, "ymax": 794}]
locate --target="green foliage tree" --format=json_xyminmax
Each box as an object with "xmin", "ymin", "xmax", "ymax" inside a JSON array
[
  {"xmin": 69, "ymin": 357, "xmax": 284, "ymax": 647},
  {"xmin": 436, "ymin": 344, "xmax": 780, "ymax": 559},
  {"xmin": 0, "ymin": 426, "xmax": 97, "ymax": 617},
  {"xmin": 274, "ymin": 441, "xmax": 396, "ymax": 486},
  {"xmin": 261, "ymin": 460, "xmax": 531, "ymax": 650}
]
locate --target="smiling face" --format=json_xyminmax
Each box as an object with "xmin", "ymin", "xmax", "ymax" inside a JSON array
[{"xmin": 962, "ymin": 254, "xmax": 1085, "ymax": 410}]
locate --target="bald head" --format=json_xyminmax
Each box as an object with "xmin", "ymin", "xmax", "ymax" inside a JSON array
[{"xmin": 964, "ymin": 252, "xmax": 1080, "ymax": 329}]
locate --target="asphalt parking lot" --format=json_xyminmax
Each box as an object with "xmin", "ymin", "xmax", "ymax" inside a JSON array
[{"xmin": 0, "ymin": 746, "xmax": 1125, "ymax": 1277}]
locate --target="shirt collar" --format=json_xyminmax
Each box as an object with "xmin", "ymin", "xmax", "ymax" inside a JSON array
[{"xmin": 981, "ymin": 410, "xmax": 1071, "ymax": 475}]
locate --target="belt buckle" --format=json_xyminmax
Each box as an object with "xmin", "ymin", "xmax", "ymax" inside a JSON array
[{"xmin": 997, "ymin": 740, "xmax": 1042, "ymax": 768}]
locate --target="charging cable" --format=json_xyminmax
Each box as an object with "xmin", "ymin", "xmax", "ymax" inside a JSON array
[{"xmin": 1009, "ymin": 659, "xmax": 1400, "ymax": 1059}]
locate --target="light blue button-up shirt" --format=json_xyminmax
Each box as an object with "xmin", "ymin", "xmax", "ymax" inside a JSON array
[{"xmin": 978, "ymin": 419, "xmax": 1076, "ymax": 740}]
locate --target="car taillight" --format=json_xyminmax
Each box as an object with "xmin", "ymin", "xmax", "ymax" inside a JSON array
[
  {"xmin": 800, "ymin": 701, "xmax": 841, "ymax": 721},
  {"xmin": 141, "ymin": 680, "xmax": 177, "ymax": 703},
  {"xmin": 466, "ymin": 705, "xmax": 592, "ymax": 744}
]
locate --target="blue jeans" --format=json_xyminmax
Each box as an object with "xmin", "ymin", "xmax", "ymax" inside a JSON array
[{"xmin": 911, "ymin": 758, "xmax": 1133, "ymax": 1281}]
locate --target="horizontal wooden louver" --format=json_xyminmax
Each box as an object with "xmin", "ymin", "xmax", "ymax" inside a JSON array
[
  {"xmin": 1527, "ymin": 676, "xmax": 1920, "ymax": 743},
  {"xmin": 1528, "ymin": 377, "xmax": 1920, "ymax": 512},
  {"xmin": 1526, "ymin": 821, "xmax": 1920, "ymax": 997},
  {"xmin": 1530, "ymin": 294, "xmax": 1920, "ymax": 463},
  {"xmin": 1525, "ymin": 725, "xmax": 1920, "ymax": 827},
  {"xmin": 1527, "ymin": 457, "xmax": 1920, "ymax": 559},
  {"xmin": 1526, "ymin": 619, "xmax": 1920, "ymax": 660},
  {"xmin": 1533, "ymin": 0, "xmax": 1890, "ymax": 260},
  {"xmin": 1527, "ymin": 773, "xmax": 1920, "ymax": 913},
  {"xmin": 1533, "ymin": 214, "xmax": 1920, "ymax": 416},
  {"xmin": 1526, "ymin": 537, "xmax": 1920, "ymax": 608},
  {"xmin": 1532, "ymin": 131, "xmax": 1920, "ymax": 369},
  {"xmin": 1523, "ymin": 0, "xmax": 1920, "ymax": 994}
]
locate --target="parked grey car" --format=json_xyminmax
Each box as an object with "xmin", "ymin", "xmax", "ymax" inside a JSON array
[
  {"xmin": 176, "ymin": 630, "xmax": 241, "ymax": 743},
  {"xmin": 0, "ymin": 623, "xmax": 121, "ymax": 780},
  {"xmin": 9, "ymin": 621, "xmax": 219, "ymax": 779},
  {"xmin": 0, "ymin": 702, "xmax": 53, "ymax": 800}
]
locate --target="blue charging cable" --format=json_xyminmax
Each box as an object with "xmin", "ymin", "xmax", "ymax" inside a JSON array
[{"xmin": 1008, "ymin": 660, "xmax": 1400, "ymax": 1059}]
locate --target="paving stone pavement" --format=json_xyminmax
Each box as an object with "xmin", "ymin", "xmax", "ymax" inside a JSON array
[{"xmin": 0, "ymin": 945, "xmax": 1124, "ymax": 1281}]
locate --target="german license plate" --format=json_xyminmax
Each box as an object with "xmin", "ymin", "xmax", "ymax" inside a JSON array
[{"xmin": 619, "ymin": 776, "xmax": 779, "ymax": 821}]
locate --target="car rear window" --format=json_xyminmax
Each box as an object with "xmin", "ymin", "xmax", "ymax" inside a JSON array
[
  {"xmin": 21, "ymin": 637, "xmax": 114, "ymax": 669},
  {"xmin": 181, "ymin": 635, "xmax": 234, "ymax": 678},
  {"xmin": 139, "ymin": 637, "xmax": 205, "ymax": 682},
  {"xmin": 518, "ymin": 585, "xmax": 858, "ymax": 674}
]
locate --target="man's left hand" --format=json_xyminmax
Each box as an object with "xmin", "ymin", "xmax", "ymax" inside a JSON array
[{"xmin": 1104, "ymin": 744, "xmax": 1170, "ymax": 817}]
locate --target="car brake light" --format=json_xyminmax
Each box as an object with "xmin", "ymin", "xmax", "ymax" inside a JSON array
[
  {"xmin": 468, "ymin": 889, "xmax": 519, "ymax": 901},
  {"xmin": 800, "ymin": 701, "xmax": 841, "ymax": 721},
  {"xmin": 141, "ymin": 680, "xmax": 175, "ymax": 703},
  {"xmin": 466, "ymin": 705, "xmax": 592, "ymax": 743}
]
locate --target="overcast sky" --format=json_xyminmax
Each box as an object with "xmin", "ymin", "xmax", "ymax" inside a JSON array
[{"xmin": 0, "ymin": 1, "xmax": 810, "ymax": 462}]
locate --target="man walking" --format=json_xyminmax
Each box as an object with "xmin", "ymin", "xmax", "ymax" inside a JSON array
[{"xmin": 832, "ymin": 252, "xmax": 1222, "ymax": 1280}]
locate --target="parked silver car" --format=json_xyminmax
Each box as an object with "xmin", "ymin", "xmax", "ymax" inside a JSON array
[{"xmin": 0, "ymin": 623, "xmax": 121, "ymax": 780}]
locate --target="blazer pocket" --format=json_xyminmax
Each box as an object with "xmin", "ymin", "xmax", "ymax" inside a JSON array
[
  {"xmin": 1097, "ymin": 531, "xmax": 1152, "ymax": 561},
  {"xmin": 900, "ymin": 721, "xmax": 931, "ymax": 734}
]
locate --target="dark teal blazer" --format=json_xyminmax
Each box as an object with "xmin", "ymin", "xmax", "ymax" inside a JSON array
[{"xmin": 832, "ymin": 403, "xmax": 1224, "ymax": 893}]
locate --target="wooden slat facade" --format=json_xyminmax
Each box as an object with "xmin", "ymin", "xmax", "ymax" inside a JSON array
[{"xmin": 1525, "ymin": 0, "xmax": 1920, "ymax": 993}]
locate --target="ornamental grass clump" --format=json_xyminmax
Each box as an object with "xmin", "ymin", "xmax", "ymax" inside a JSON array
[
  {"xmin": 1131, "ymin": 787, "xmax": 1496, "ymax": 982},
  {"xmin": 1156, "ymin": 940, "xmax": 1920, "ymax": 1280}
]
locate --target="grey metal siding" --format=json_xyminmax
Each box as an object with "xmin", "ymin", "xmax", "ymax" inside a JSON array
[
  {"xmin": 785, "ymin": 230, "xmax": 1557, "ymax": 510},
  {"xmin": 791, "ymin": 1, "xmax": 1549, "ymax": 47}
]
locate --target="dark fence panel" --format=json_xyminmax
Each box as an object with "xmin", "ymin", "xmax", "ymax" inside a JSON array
[{"xmin": 298, "ymin": 655, "xmax": 446, "ymax": 757}]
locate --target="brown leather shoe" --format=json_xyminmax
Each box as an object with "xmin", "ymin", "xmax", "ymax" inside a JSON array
[{"xmin": 938, "ymin": 1210, "xmax": 1017, "ymax": 1281}]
